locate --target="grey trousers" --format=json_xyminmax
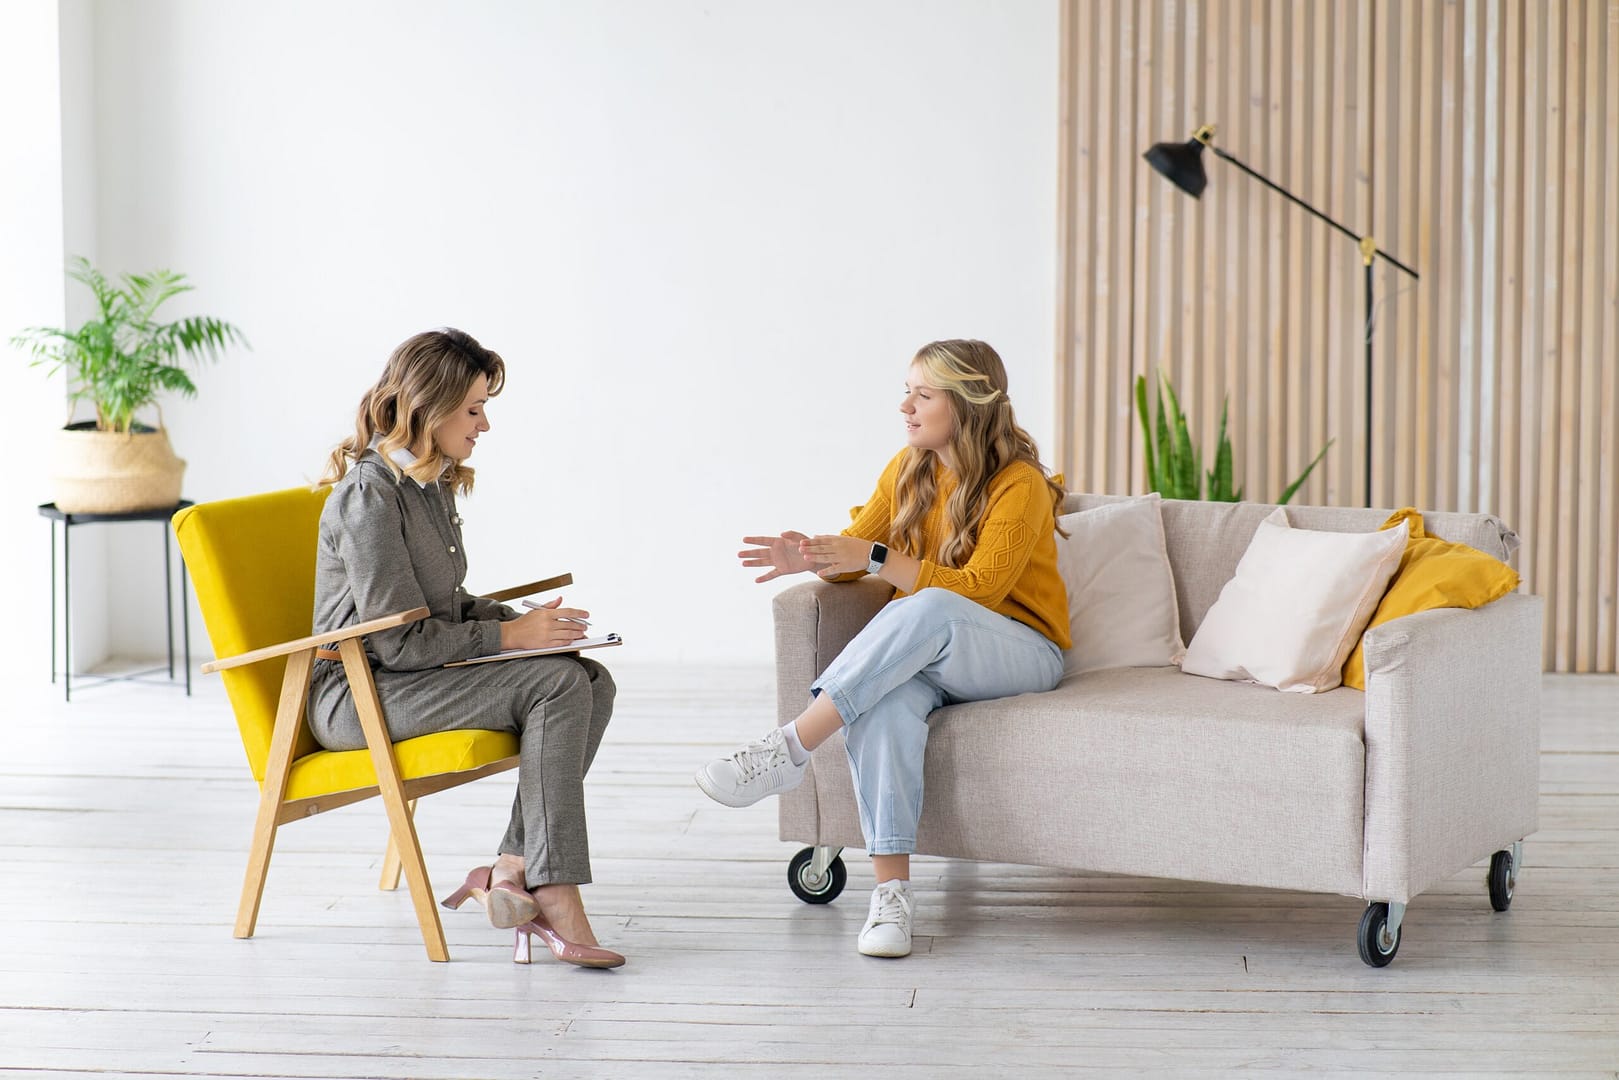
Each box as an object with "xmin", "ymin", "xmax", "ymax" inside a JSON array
[{"xmin": 307, "ymin": 654, "xmax": 615, "ymax": 887}]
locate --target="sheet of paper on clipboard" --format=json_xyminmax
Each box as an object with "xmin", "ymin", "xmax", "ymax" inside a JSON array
[{"xmin": 444, "ymin": 634, "xmax": 622, "ymax": 666}]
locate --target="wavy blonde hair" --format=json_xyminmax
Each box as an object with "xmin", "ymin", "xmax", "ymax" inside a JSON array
[
  {"xmin": 890, "ymin": 339, "xmax": 1065, "ymax": 568},
  {"xmin": 320, "ymin": 328, "xmax": 506, "ymax": 496}
]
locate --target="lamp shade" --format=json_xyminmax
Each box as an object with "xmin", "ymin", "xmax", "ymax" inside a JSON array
[{"xmin": 1143, "ymin": 138, "xmax": 1208, "ymax": 198}]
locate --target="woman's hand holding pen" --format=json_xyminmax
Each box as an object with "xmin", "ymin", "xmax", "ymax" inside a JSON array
[
  {"xmin": 738, "ymin": 531, "xmax": 815, "ymax": 583},
  {"xmin": 501, "ymin": 596, "xmax": 591, "ymax": 650}
]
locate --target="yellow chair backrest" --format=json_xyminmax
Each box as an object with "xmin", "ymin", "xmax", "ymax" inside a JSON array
[{"xmin": 174, "ymin": 487, "xmax": 331, "ymax": 780}]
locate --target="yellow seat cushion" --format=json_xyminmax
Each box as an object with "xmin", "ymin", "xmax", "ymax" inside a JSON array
[
  {"xmin": 1342, "ymin": 508, "xmax": 1521, "ymax": 691},
  {"xmin": 286, "ymin": 727, "xmax": 519, "ymax": 802}
]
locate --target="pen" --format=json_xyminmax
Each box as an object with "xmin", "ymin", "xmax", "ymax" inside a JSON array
[{"xmin": 521, "ymin": 598, "xmax": 591, "ymax": 627}]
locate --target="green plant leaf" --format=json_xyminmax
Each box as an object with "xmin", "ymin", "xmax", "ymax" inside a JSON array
[
  {"xmin": 1134, "ymin": 374, "xmax": 1159, "ymax": 494},
  {"xmin": 1120, "ymin": 371, "xmax": 1330, "ymax": 505},
  {"xmin": 1207, "ymin": 396, "xmax": 1238, "ymax": 501},
  {"xmin": 1279, "ymin": 438, "xmax": 1335, "ymax": 505},
  {"xmin": 12, "ymin": 257, "xmax": 247, "ymax": 431},
  {"xmin": 1161, "ymin": 374, "xmax": 1200, "ymax": 499}
]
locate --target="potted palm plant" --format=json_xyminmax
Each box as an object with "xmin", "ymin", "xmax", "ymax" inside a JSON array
[{"xmin": 11, "ymin": 256, "xmax": 246, "ymax": 513}]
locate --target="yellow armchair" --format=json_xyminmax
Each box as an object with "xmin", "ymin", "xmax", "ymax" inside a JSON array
[{"xmin": 174, "ymin": 486, "xmax": 565, "ymax": 961}]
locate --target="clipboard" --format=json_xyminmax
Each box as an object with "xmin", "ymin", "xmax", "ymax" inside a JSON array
[{"xmin": 444, "ymin": 634, "xmax": 622, "ymax": 666}]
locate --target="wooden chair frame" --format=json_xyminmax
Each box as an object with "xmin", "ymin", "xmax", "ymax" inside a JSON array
[{"xmin": 202, "ymin": 574, "xmax": 569, "ymax": 961}]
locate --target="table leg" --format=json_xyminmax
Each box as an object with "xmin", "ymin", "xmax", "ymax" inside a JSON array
[
  {"xmin": 49, "ymin": 520, "xmax": 57, "ymax": 687},
  {"xmin": 181, "ymin": 555, "xmax": 191, "ymax": 696},
  {"xmin": 63, "ymin": 522, "xmax": 72, "ymax": 703},
  {"xmin": 164, "ymin": 524, "xmax": 175, "ymax": 680}
]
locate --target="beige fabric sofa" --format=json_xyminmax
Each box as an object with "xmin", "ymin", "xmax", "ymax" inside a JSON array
[{"xmin": 772, "ymin": 496, "xmax": 1542, "ymax": 966}]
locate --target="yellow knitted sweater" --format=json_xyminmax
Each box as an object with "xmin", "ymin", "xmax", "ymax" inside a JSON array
[{"xmin": 840, "ymin": 449, "xmax": 1071, "ymax": 650}]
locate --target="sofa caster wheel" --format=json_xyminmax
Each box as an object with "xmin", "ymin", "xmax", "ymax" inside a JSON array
[
  {"xmin": 788, "ymin": 846, "xmax": 846, "ymax": 904},
  {"xmin": 1488, "ymin": 849, "xmax": 1516, "ymax": 912},
  {"xmin": 1358, "ymin": 903, "xmax": 1401, "ymax": 967}
]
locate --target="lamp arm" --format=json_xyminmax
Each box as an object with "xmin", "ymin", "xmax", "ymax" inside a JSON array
[{"xmin": 1209, "ymin": 145, "xmax": 1419, "ymax": 280}]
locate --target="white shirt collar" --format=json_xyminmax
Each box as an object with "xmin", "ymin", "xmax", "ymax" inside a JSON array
[{"xmin": 369, "ymin": 436, "xmax": 434, "ymax": 488}]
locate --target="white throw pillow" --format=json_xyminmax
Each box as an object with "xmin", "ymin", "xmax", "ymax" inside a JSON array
[
  {"xmin": 1055, "ymin": 494, "xmax": 1186, "ymax": 679},
  {"xmin": 1182, "ymin": 506, "xmax": 1408, "ymax": 693}
]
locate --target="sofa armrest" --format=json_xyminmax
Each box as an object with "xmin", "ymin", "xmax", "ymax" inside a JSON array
[
  {"xmin": 773, "ymin": 576, "xmax": 895, "ymax": 847},
  {"xmin": 771, "ymin": 576, "xmax": 896, "ymax": 725},
  {"xmin": 1360, "ymin": 592, "xmax": 1542, "ymax": 903}
]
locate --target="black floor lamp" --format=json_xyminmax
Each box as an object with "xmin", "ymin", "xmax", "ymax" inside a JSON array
[{"xmin": 1143, "ymin": 125, "xmax": 1419, "ymax": 508}]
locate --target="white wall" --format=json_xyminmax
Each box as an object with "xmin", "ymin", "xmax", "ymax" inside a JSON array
[
  {"xmin": 55, "ymin": 0, "xmax": 118, "ymax": 671},
  {"xmin": 0, "ymin": 1, "xmax": 73, "ymax": 683},
  {"xmin": 66, "ymin": 0, "xmax": 1061, "ymax": 665}
]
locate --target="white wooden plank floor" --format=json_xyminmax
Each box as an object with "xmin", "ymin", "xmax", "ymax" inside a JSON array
[{"xmin": 1, "ymin": 664, "xmax": 1616, "ymax": 1079}]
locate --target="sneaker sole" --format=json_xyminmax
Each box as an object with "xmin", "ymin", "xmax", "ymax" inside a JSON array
[
  {"xmin": 693, "ymin": 767, "xmax": 758, "ymax": 808},
  {"xmin": 857, "ymin": 937, "xmax": 912, "ymax": 958},
  {"xmin": 693, "ymin": 765, "xmax": 805, "ymax": 808}
]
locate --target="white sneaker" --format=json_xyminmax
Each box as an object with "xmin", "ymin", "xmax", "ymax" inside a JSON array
[
  {"xmin": 857, "ymin": 880, "xmax": 914, "ymax": 958},
  {"xmin": 694, "ymin": 727, "xmax": 806, "ymax": 808}
]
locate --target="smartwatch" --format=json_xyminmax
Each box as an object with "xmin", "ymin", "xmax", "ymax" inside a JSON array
[{"xmin": 866, "ymin": 541, "xmax": 889, "ymax": 577}]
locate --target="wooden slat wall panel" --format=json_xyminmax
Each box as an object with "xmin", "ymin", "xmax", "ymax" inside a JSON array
[
  {"xmin": 1056, "ymin": 0, "xmax": 1619, "ymax": 673},
  {"xmin": 1600, "ymin": 0, "xmax": 1619, "ymax": 671}
]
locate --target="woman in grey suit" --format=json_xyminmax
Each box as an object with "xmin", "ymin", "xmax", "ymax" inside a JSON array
[{"xmin": 308, "ymin": 327, "xmax": 623, "ymax": 968}]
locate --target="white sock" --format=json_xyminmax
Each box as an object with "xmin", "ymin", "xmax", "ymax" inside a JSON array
[{"xmin": 781, "ymin": 720, "xmax": 811, "ymax": 765}]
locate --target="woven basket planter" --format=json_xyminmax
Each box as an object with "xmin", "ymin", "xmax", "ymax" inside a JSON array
[{"xmin": 52, "ymin": 422, "xmax": 186, "ymax": 513}]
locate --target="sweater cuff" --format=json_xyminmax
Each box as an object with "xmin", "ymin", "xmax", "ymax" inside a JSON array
[{"xmin": 914, "ymin": 560, "xmax": 937, "ymax": 591}]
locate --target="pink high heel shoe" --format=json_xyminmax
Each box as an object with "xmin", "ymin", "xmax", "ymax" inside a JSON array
[
  {"xmin": 512, "ymin": 915, "xmax": 626, "ymax": 969},
  {"xmin": 439, "ymin": 866, "xmax": 541, "ymax": 930}
]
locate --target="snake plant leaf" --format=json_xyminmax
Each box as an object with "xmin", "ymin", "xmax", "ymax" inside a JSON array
[
  {"xmin": 1132, "ymin": 368, "xmax": 1331, "ymax": 505},
  {"xmin": 1134, "ymin": 375, "xmax": 1160, "ymax": 494},
  {"xmin": 1155, "ymin": 379, "xmax": 1174, "ymax": 493},
  {"xmin": 1207, "ymin": 396, "xmax": 1238, "ymax": 501},
  {"xmin": 1163, "ymin": 375, "xmax": 1200, "ymax": 499},
  {"xmin": 1278, "ymin": 438, "xmax": 1335, "ymax": 505}
]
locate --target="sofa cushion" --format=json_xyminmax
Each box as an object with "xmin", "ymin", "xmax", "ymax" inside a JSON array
[
  {"xmin": 1054, "ymin": 493, "xmax": 1185, "ymax": 678},
  {"xmin": 1063, "ymin": 495, "xmax": 1519, "ymax": 644},
  {"xmin": 1182, "ymin": 507, "xmax": 1406, "ymax": 692},
  {"xmin": 1341, "ymin": 508, "xmax": 1522, "ymax": 690}
]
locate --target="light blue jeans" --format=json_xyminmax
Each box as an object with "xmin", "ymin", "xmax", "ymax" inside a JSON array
[{"xmin": 810, "ymin": 587, "xmax": 1064, "ymax": 856}]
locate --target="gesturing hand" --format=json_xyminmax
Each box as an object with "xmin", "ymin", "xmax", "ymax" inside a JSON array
[
  {"xmin": 797, "ymin": 534, "xmax": 872, "ymax": 578},
  {"xmin": 501, "ymin": 596, "xmax": 591, "ymax": 651},
  {"xmin": 738, "ymin": 531, "xmax": 814, "ymax": 583}
]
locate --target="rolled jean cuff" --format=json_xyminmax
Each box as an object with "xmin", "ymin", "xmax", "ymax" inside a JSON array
[{"xmin": 810, "ymin": 677, "xmax": 857, "ymax": 726}]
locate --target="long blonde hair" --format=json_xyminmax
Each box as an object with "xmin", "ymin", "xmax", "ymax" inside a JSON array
[
  {"xmin": 890, "ymin": 339, "xmax": 1065, "ymax": 567},
  {"xmin": 320, "ymin": 328, "xmax": 506, "ymax": 496}
]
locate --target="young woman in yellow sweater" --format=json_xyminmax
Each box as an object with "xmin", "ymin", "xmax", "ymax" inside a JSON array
[{"xmin": 695, "ymin": 339, "xmax": 1069, "ymax": 958}]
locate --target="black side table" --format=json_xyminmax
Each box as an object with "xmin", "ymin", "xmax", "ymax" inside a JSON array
[{"xmin": 39, "ymin": 501, "xmax": 194, "ymax": 702}]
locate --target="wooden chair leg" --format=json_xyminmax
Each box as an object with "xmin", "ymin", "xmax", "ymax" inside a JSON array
[
  {"xmin": 236, "ymin": 650, "xmax": 314, "ymax": 939},
  {"xmin": 379, "ymin": 800, "xmax": 417, "ymax": 891},
  {"xmin": 340, "ymin": 639, "xmax": 450, "ymax": 962}
]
